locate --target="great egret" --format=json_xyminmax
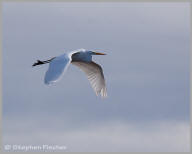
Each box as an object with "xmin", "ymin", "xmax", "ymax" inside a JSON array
[{"xmin": 33, "ymin": 49, "xmax": 107, "ymax": 98}]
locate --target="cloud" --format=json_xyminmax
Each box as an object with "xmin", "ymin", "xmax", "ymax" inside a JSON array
[
  {"xmin": 3, "ymin": 119, "xmax": 190, "ymax": 152},
  {"xmin": 2, "ymin": 2, "xmax": 190, "ymax": 152}
]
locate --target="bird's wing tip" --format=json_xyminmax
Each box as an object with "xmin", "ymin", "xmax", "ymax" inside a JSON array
[
  {"xmin": 98, "ymin": 88, "xmax": 107, "ymax": 98},
  {"xmin": 101, "ymin": 94, "xmax": 107, "ymax": 98},
  {"xmin": 44, "ymin": 80, "xmax": 51, "ymax": 85}
]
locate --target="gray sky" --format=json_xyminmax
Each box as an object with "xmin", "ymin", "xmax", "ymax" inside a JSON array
[{"xmin": 2, "ymin": 2, "xmax": 190, "ymax": 152}]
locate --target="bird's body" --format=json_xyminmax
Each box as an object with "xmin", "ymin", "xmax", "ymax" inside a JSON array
[{"xmin": 33, "ymin": 49, "xmax": 107, "ymax": 98}]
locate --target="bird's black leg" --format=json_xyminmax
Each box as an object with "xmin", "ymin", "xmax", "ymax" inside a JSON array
[{"xmin": 32, "ymin": 57, "xmax": 55, "ymax": 67}]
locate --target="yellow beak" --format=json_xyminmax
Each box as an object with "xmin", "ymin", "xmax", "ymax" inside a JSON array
[{"xmin": 93, "ymin": 52, "xmax": 106, "ymax": 55}]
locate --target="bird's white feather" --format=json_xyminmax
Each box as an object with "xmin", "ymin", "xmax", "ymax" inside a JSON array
[
  {"xmin": 41, "ymin": 49, "xmax": 107, "ymax": 98},
  {"xmin": 44, "ymin": 54, "xmax": 71, "ymax": 84},
  {"xmin": 72, "ymin": 61, "xmax": 107, "ymax": 98}
]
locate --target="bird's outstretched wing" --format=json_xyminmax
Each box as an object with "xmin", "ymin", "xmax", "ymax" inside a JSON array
[
  {"xmin": 72, "ymin": 61, "xmax": 107, "ymax": 98},
  {"xmin": 44, "ymin": 54, "xmax": 71, "ymax": 84}
]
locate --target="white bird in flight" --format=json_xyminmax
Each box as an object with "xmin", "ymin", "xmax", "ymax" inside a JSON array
[{"xmin": 33, "ymin": 49, "xmax": 107, "ymax": 98}]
